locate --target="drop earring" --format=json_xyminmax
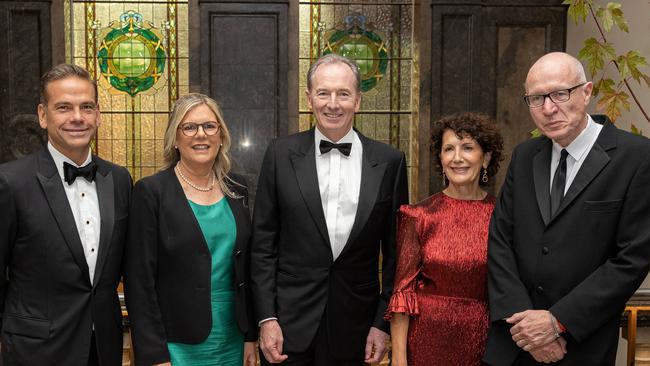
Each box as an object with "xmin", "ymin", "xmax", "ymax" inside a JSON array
[
  {"xmin": 482, "ymin": 168, "xmax": 489, "ymax": 183},
  {"xmin": 442, "ymin": 170, "xmax": 447, "ymax": 186}
]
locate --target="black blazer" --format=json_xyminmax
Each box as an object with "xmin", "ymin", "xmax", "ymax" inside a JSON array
[
  {"xmin": 0, "ymin": 148, "xmax": 132, "ymax": 366},
  {"xmin": 250, "ymin": 129, "xmax": 409, "ymax": 360},
  {"xmin": 485, "ymin": 121, "xmax": 650, "ymax": 365},
  {"xmin": 124, "ymin": 168, "xmax": 256, "ymax": 366}
]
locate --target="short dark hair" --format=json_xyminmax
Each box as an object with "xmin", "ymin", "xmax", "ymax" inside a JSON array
[
  {"xmin": 307, "ymin": 53, "xmax": 361, "ymax": 94},
  {"xmin": 40, "ymin": 64, "xmax": 98, "ymax": 105},
  {"xmin": 431, "ymin": 112, "xmax": 504, "ymax": 186}
]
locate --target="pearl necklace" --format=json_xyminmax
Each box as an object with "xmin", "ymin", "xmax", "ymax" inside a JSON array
[{"xmin": 175, "ymin": 163, "xmax": 215, "ymax": 192}]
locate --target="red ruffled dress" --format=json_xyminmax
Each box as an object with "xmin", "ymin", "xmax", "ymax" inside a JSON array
[{"xmin": 386, "ymin": 192, "xmax": 496, "ymax": 365}]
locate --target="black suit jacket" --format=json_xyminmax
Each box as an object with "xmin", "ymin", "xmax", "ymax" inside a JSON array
[
  {"xmin": 485, "ymin": 121, "xmax": 650, "ymax": 365},
  {"xmin": 124, "ymin": 168, "xmax": 256, "ymax": 366},
  {"xmin": 0, "ymin": 148, "xmax": 132, "ymax": 365},
  {"xmin": 250, "ymin": 129, "xmax": 408, "ymax": 359}
]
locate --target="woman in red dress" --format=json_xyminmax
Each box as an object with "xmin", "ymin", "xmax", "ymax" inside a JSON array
[{"xmin": 387, "ymin": 112, "xmax": 504, "ymax": 366}]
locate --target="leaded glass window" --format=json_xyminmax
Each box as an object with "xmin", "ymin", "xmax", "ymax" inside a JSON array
[
  {"xmin": 65, "ymin": 0, "xmax": 189, "ymax": 180},
  {"xmin": 299, "ymin": 0, "xmax": 417, "ymax": 197}
]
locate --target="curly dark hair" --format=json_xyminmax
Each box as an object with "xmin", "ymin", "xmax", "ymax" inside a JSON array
[{"xmin": 430, "ymin": 112, "xmax": 504, "ymax": 187}]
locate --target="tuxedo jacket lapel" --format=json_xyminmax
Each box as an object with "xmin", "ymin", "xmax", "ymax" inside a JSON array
[
  {"xmin": 533, "ymin": 140, "xmax": 552, "ymax": 226},
  {"xmin": 340, "ymin": 134, "xmax": 386, "ymax": 257},
  {"xmin": 36, "ymin": 150, "xmax": 91, "ymax": 286},
  {"xmin": 93, "ymin": 160, "xmax": 115, "ymax": 287},
  {"xmin": 290, "ymin": 131, "xmax": 331, "ymax": 249},
  {"xmin": 554, "ymin": 123, "xmax": 614, "ymax": 220}
]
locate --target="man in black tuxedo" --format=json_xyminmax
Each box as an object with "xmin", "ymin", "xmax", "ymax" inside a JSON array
[
  {"xmin": 484, "ymin": 52, "xmax": 650, "ymax": 365},
  {"xmin": 250, "ymin": 54, "xmax": 408, "ymax": 365},
  {"xmin": 0, "ymin": 64, "xmax": 131, "ymax": 365}
]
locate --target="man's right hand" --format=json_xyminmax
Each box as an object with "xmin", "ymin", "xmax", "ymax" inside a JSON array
[
  {"xmin": 529, "ymin": 336, "xmax": 567, "ymax": 363},
  {"xmin": 259, "ymin": 320, "xmax": 289, "ymax": 363}
]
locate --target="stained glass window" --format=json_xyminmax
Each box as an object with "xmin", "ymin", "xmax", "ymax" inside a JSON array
[
  {"xmin": 299, "ymin": 0, "xmax": 418, "ymax": 197},
  {"xmin": 65, "ymin": 0, "xmax": 189, "ymax": 180}
]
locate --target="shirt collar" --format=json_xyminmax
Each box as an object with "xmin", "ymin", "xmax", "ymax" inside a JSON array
[
  {"xmin": 315, "ymin": 127, "xmax": 356, "ymax": 156},
  {"xmin": 552, "ymin": 115, "xmax": 599, "ymax": 162},
  {"xmin": 47, "ymin": 141, "xmax": 93, "ymax": 181}
]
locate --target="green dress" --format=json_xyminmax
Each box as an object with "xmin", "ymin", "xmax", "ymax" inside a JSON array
[{"xmin": 167, "ymin": 198, "xmax": 244, "ymax": 366}]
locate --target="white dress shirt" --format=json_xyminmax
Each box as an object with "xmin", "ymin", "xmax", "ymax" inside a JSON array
[
  {"xmin": 550, "ymin": 115, "xmax": 603, "ymax": 195},
  {"xmin": 315, "ymin": 127, "xmax": 362, "ymax": 261},
  {"xmin": 48, "ymin": 142, "xmax": 101, "ymax": 284}
]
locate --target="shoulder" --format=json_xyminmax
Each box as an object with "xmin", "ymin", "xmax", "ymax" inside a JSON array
[
  {"xmin": 360, "ymin": 134, "xmax": 404, "ymax": 161},
  {"xmin": 226, "ymin": 172, "xmax": 249, "ymax": 195},
  {"xmin": 133, "ymin": 168, "xmax": 175, "ymax": 195},
  {"xmin": 274, "ymin": 130, "xmax": 312, "ymax": 147},
  {"xmin": 0, "ymin": 151, "xmax": 41, "ymax": 185},
  {"xmin": 93, "ymin": 155, "xmax": 131, "ymax": 183},
  {"xmin": 612, "ymin": 126, "xmax": 650, "ymax": 152}
]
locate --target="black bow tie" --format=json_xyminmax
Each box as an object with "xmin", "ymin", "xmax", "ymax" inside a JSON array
[
  {"xmin": 319, "ymin": 140, "xmax": 352, "ymax": 156},
  {"xmin": 63, "ymin": 161, "xmax": 98, "ymax": 185}
]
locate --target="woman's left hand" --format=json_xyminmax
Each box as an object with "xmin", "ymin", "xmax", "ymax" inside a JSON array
[{"xmin": 243, "ymin": 341, "xmax": 258, "ymax": 366}]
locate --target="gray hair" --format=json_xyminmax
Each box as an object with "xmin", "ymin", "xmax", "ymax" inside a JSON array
[{"xmin": 307, "ymin": 53, "xmax": 361, "ymax": 94}]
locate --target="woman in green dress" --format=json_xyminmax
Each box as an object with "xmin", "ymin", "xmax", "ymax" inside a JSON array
[{"xmin": 125, "ymin": 93, "xmax": 257, "ymax": 366}]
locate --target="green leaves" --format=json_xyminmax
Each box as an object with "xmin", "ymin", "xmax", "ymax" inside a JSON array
[
  {"xmin": 578, "ymin": 37, "xmax": 616, "ymax": 77},
  {"xmin": 563, "ymin": 1, "xmax": 649, "ymax": 126},
  {"xmin": 630, "ymin": 124, "xmax": 643, "ymax": 136},
  {"xmin": 565, "ymin": 0, "xmax": 591, "ymax": 23},
  {"xmin": 597, "ymin": 88, "xmax": 630, "ymax": 122},
  {"xmin": 617, "ymin": 51, "xmax": 649, "ymax": 82},
  {"xmin": 596, "ymin": 2, "xmax": 629, "ymax": 32},
  {"xmin": 592, "ymin": 77, "xmax": 614, "ymax": 97}
]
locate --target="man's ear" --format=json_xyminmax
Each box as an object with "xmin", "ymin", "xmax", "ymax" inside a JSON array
[
  {"xmin": 37, "ymin": 104, "xmax": 48, "ymax": 130},
  {"xmin": 305, "ymin": 89, "xmax": 312, "ymax": 110}
]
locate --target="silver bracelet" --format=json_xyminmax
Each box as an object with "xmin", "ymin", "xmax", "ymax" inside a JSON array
[{"xmin": 549, "ymin": 313, "xmax": 561, "ymax": 339}]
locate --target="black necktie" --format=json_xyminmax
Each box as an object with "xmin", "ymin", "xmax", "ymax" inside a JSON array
[
  {"xmin": 63, "ymin": 161, "xmax": 98, "ymax": 185},
  {"xmin": 319, "ymin": 140, "xmax": 352, "ymax": 157},
  {"xmin": 550, "ymin": 149, "xmax": 568, "ymax": 216}
]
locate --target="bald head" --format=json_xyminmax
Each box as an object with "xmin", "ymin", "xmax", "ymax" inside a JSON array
[
  {"xmin": 525, "ymin": 52, "xmax": 587, "ymax": 93},
  {"xmin": 524, "ymin": 52, "xmax": 593, "ymax": 147}
]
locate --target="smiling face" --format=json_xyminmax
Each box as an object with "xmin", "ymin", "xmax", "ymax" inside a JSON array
[
  {"xmin": 525, "ymin": 53, "xmax": 592, "ymax": 147},
  {"xmin": 175, "ymin": 103, "xmax": 222, "ymax": 169},
  {"xmin": 440, "ymin": 129, "xmax": 491, "ymax": 189},
  {"xmin": 306, "ymin": 62, "xmax": 361, "ymax": 142},
  {"xmin": 38, "ymin": 76, "xmax": 100, "ymax": 164}
]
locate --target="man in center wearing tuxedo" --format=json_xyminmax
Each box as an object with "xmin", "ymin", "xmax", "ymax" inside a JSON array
[{"xmin": 250, "ymin": 53, "xmax": 408, "ymax": 365}]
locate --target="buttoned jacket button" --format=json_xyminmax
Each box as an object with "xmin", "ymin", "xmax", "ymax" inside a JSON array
[
  {"xmin": 542, "ymin": 246, "xmax": 549, "ymax": 254},
  {"xmin": 536, "ymin": 286, "xmax": 544, "ymax": 294}
]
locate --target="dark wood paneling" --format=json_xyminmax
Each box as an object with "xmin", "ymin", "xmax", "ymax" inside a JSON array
[
  {"xmin": 197, "ymin": 1, "xmax": 288, "ymax": 207},
  {"xmin": 428, "ymin": 1, "xmax": 566, "ymax": 196},
  {"xmin": 0, "ymin": 1, "xmax": 51, "ymax": 163}
]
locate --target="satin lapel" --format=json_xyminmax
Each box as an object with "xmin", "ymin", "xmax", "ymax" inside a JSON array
[
  {"xmin": 532, "ymin": 140, "xmax": 552, "ymax": 226},
  {"xmin": 553, "ymin": 134, "xmax": 612, "ymax": 220},
  {"xmin": 36, "ymin": 150, "xmax": 91, "ymax": 286},
  {"xmin": 340, "ymin": 137, "xmax": 386, "ymax": 257},
  {"xmin": 93, "ymin": 162, "xmax": 114, "ymax": 287},
  {"xmin": 290, "ymin": 133, "xmax": 330, "ymax": 247}
]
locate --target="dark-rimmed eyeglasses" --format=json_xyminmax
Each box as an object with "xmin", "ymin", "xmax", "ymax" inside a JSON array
[
  {"xmin": 523, "ymin": 82, "xmax": 587, "ymax": 108},
  {"xmin": 179, "ymin": 122, "xmax": 221, "ymax": 137}
]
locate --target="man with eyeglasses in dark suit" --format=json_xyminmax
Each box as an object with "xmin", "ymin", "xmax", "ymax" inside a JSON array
[{"xmin": 484, "ymin": 51, "xmax": 650, "ymax": 365}]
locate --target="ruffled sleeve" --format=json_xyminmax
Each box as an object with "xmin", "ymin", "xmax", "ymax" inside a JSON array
[{"xmin": 385, "ymin": 205, "xmax": 422, "ymax": 320}]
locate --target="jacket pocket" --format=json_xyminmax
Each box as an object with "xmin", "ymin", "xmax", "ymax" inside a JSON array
[
  {"xmin": 583, "ymin": 199, "xmax": 622, "ymax": 212},
  {"xmin": 3, "ymin": 314, "xmax": 50, "ymax": 339}
]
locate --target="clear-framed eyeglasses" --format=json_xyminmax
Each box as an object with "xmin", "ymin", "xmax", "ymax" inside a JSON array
[
  {"xmin": 523, "ymin": 82, "xmax": 587, "ymax": 108},
  {"xmin": 178, "ymin": 122, "xmax": 221, "ymax": 137}
]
